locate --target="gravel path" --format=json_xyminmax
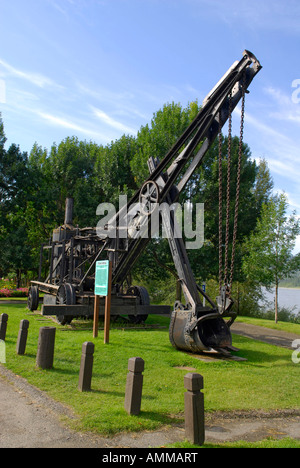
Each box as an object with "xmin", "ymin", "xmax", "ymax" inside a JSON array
[{"xmin": 231, "ymin": 321, "xmax": 300, "ymax": 349}]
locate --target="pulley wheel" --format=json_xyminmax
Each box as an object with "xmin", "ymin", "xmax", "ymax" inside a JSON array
[{"xmin": 139, "ymin": 180, "xmax": 160, "ymax": 215}]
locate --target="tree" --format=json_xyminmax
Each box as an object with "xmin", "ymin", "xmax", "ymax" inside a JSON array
[
  {"xmin": 0, "ymin": 102, "xmax": 272, "ymax": 292},
  {"xmin": 253, "ymin": 158, "xmax": 274, "ymax": 215},
  {"xmin": 131, "ymin": 101, "xmax": 200, "ymax": 186},
  {"xmin": 0, "ymin": 114, "xmax": 33, "ymax": 282},
  {"xmin": 95, "ymin": 134, "xmax": 137, "ymax": 206},
  {"xmin": 242, "ymin": 193, "xmax": 300, "ymax": 322}
]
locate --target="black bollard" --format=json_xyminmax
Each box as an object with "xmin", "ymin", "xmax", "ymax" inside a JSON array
[
  {"xmin": 184, "ymin": 373, "xmax": 205, "ymax": 445},
  {"xmin": 78, "ymin": 341, "xmax": 95, "ymax": 392},
  {"xmin": 36, "ymin": 327, "xmax": 56, "ymax": 369},
  {"xmin": 0, "ymin": 313, "xmax": 8, "ymax": 341},
  {"xmin": 124, "ymin": 357, "xmax": 144, "ymax": 415},
  {"xmin": 16, "ymin": 319, "xmax": 29, "ymax": 355}
]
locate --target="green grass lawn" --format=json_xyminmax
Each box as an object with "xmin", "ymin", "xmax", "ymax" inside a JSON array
[
  {"xmin": 169, "ymin": 437, "xmax": 300, "ymax": 448},
  {"xmin": 0, "ymin": 304, "xmax": 299, "ymax": 445},
  {"xmin": 0, "ymin": 297, "xmax": 28, "ymax": 300}
]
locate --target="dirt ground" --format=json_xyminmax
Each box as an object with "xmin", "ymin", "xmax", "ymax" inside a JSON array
[{"xmin": 0, "ymin": 322, "xmax": 299, "ymax": 448}]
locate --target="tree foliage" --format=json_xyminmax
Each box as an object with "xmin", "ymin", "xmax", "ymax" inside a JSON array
[
  {"xmin": 0, "ymin": 104, "xmax": 276, "ymax": 299},
  {"xmin": 242, "ymin": 193, "xmax": 300, "ymax": 322}
]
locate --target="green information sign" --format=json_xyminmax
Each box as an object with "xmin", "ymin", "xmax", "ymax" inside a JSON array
[{"xmin": 95, "ymin": 260, "xmax": 110, "ymax": 296}]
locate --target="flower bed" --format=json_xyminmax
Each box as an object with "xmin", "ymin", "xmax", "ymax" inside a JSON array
[
  {"xmin": 0, "ymin": 278, "xmax": 29, "ymax": 297},
  {"xmin": 0, "ymin": 284, "xmax": 28, "ymax": 297}
]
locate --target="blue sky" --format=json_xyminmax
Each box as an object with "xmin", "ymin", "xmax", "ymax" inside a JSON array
[{"xmin": 1, "ymin": 0, "xmax": 300, "ymax": 250}]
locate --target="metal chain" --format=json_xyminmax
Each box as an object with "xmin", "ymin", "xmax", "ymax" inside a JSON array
[
  {"xmin": 218, "ymin": 114, "xmax": 223, "ymax": 294},
  {"xmin": 218, "ymin": 75, "xmax": 246, "ymax": 296},
  {"xmin": 223, "ymin": 92, "xmax": 232, "ymax": 288},
  {"xmin": 228, "ymin": 73, "xmax": 246, "ymax": 293}
]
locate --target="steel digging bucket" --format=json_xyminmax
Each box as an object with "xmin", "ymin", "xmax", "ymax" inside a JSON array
[{"xmin": 169, "ymin": 309, "xmax": 232, "ymax": 353}]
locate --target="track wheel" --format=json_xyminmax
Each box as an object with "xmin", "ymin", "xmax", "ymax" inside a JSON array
[
  {"xmin": 27, "ymin": 285, "xmax": 39, "ymax": 311},
  {"xmin": 55, "ymin": 283, "xmax": 75, "ymax": 325},
  {"xmin": 128, "ymin": 286, "xmax": 149, "ymax": 324}
]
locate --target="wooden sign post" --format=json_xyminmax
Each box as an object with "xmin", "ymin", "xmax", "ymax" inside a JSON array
[
  {"xmin": 93, "ymin": 260, "xmax": 112, "ymax": 342},
  {"xmin": 104, "ymin": 261, "xmax": 112, "ymax": 344},
  {"xmin": 93, "ymin": 295, "xmax": 100, "ymax": 338}
]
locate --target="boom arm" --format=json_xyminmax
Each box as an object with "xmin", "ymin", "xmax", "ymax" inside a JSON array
[
  {"xmin": 141, "ymin": 51, "xmax": 261, "ymax": 202},
  {"xmin": 106, "ymin": 50, "xmax": 261, "ymax": 295}
]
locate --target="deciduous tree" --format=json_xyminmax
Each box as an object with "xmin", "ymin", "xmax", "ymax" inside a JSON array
[{"xmin": 243, "ymin": 193, "xmax": 300, "ymax": 322}]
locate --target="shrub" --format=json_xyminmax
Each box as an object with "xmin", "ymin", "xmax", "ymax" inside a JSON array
[{"xmin": 0, "ymin": 287, "xmax": 28, "ymax": 297}]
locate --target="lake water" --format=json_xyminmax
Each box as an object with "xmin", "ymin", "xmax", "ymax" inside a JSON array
[{"xmin": 262, "ymin": 287, "xmax": 300, "ymax": 314}]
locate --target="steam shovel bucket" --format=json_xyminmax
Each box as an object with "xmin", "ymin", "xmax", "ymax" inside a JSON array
[{"xmin": 169, "ymin": 309, "xmax": 232, "ymax": 353}]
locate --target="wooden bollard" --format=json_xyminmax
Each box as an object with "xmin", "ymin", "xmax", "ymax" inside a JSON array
[
  {"xmin": 36, "ymin": 327, "xmax": 56, "ymax": 369},
  {"xmin": 124, "ymin": 357, "xmax": 144, "ymax": 415},
  {"xmin": 16, "ymin": 319, "xmax": 29, "ymax": 355},
  {"xmin": 184, "ymin": 373, "xmax": 205, "ymax": 445},
  {"xmin": 0, "ymin": 313, "xmax": 8, "ymax": 341},
  {"xmin": 78, "ymin": 341, "xmax": 95, "ymax": 392}
]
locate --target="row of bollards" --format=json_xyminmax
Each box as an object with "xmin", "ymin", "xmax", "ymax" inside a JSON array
[
  {"xmin": 78, "ymin": 342, "xmax": 205, "ymax": 445},
  {"xmin": 184, "ymin": 373, "xmax": 205, "ymax": 445},
  {"xmin": 0, "ymin": 313, "xmax": 8, "ymax": 341},
  {"xmin": 0, "ymin": 314, "xmax": 56, "ymax": 363},
  {"xmin": 78, "ymin": 341, "xmax": 94, "ymax": 392},
  {"xmin": 124, "ymin": 357, "xmax": 144, "ymax": 416},
  {"xmin": 36, "ymin": 326, "xmax": 56, "ymax": 369},
  {"xmin": 16, "ymin": 319, "xmax": 30, "ymax": 355},
  {"xmin": 1, "ymin": 314, "xmax": 205, "ymax": 446}
]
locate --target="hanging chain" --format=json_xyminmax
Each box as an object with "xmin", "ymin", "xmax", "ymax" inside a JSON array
[
  {"xmin": 218, "ymin": 115, "xmax": 223, "ymax": 294},
  {"xmin": 228, "ymin": 72, "xmax": 246, "ymax": 294},
  {"xmin": 218, "ymin": 73, "xmax": 246, "ymax": 296},
  {"xmin": 223, "ymin": 92, "xmax": 232, "ymax": 288}
]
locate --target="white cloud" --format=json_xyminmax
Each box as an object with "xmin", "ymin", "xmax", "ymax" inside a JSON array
[
  {"xmin": 239, "ymin": 108, "xmax": 289, "ymax": 141},
  {"xmin": 234, "ymin": 93, "xmax": 300, "ymax": 169},
  {"xmin": 77, "ymin": 81, "xmax": 148, "ymax": 121},
  {"xmin": 267, "ymin": 158, "xmax": 300, "ymax": 183},
  {"xmin": 36, "ymin": 110, "xmax": 111, "ymax": 141},
  {"xmin": 265, "ymin": 86, "xmax": 300, "ymax": 125},
  {"xmin": 92, "ymin": 106, "xmax": 137, "ymax": 134},
  {"xmin": 0, "ymin": 58, "xmax": 62, "ymax": 89},
  {"xmin": 76, "ymin": 81, "xmax": 134, "ymax": 102}
]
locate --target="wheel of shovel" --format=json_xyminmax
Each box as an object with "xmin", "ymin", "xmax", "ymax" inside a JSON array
[{"xmin": 55, "ymin": 283, "xmax": 75, "ymax": 325}]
